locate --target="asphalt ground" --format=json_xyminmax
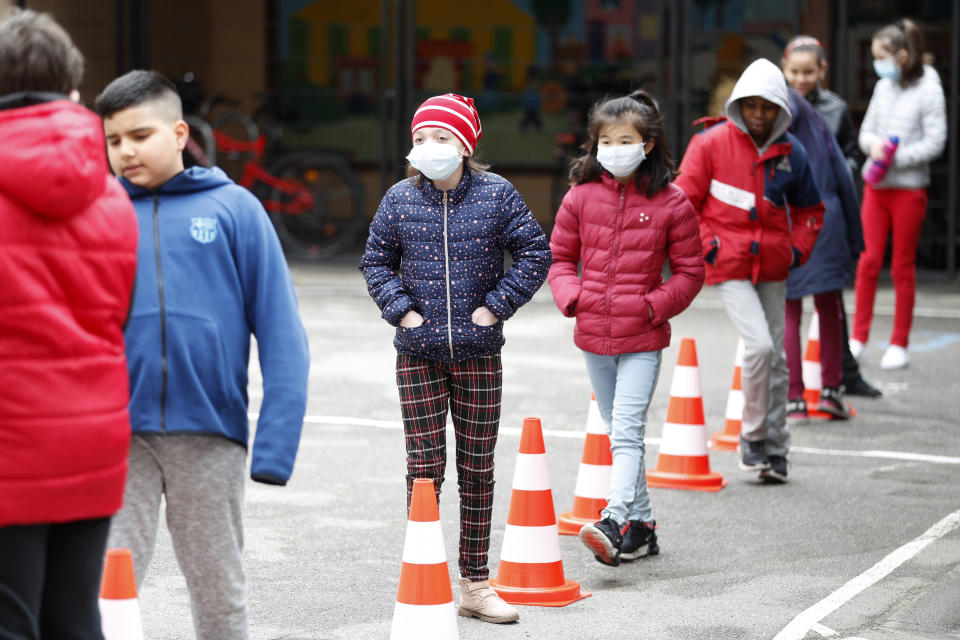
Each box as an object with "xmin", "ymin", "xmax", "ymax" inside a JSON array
[{"xmin": 132, "ymin": 260, "xmax": 960, "ymax": 640}]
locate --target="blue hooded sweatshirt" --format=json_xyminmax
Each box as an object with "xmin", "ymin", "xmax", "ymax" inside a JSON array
[{"xmin": 121, "ymin": 167, "xmax": 309, "ymax": 485}]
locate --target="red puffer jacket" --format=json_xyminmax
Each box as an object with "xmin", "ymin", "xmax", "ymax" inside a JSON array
[
  {"xmin": 0, "ymin": 97, "xmax": 138, "ymax": 526},
  {"xmin": 549, "ymin": 174, "xmax": 705, "ymax": 355},
  {"xmin": 675, "ymin": 120, "xmax": 825, "ymax": 286}
]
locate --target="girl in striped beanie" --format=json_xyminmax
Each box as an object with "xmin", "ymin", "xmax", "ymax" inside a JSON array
[{"xmin": 360, "ymin": 93, "xmax": 551, "ymax": 625}]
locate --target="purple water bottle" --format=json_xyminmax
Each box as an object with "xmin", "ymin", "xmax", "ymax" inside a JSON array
[{"xmin": 863, "ymin": 136, "xmax": 899, "ymax": 185}]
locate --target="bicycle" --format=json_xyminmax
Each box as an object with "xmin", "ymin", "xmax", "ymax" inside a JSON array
[{"xmin": 180, "ymin": 77, "xmax": 365, "ymax": 260}]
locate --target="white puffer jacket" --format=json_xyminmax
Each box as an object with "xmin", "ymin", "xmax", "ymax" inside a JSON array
[{"xmin": 859, "ymin": 65, "xmax": 947, "ymax": 189}]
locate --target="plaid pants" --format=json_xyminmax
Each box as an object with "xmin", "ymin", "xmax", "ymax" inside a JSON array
[{"xmin": 396, "ymin": 352, "xmax": 502, "ymax": 581}]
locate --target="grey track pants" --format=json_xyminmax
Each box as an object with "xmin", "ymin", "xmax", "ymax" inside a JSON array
[
  {"xmin": 108, "ymin": 434, "xmax": 248, "ymax": 640},
  {"xmin": 716, "ymin": 279, "xmax": 791, "ymax": 457}
]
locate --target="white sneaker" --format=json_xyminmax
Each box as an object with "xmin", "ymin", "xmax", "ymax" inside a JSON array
[
  {"xmin": 457, "ymin": 577, "xmax": 519, "ymax": 624},
  {"xmin": 849, "ymin": 339, "xmax": 866, "ymax": 361},
  {"xmin": 881, "ymin": 345, "xmax": 909, "ymax": 369}
]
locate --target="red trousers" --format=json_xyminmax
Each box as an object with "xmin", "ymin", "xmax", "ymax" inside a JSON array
[
  {"xmin": 785, "ymin": 292, "xmax": 843, "ymax": 398},
  {"xmin": 853, "ymin": 185, "xmax": 927, "ymax": 348}
]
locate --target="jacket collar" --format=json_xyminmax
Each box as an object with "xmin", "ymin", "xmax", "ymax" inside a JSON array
[
  {"xmin": 0, "ymin": 91, "xmax": 70, "ymax": 112},
  {"xmin": 599, "ymin": 171, "xmax": 647, "ymax": 194},
  {"xmin": 728, "ymin": 120, "xmax": 792, "ymax": 162},
  {"xmin": 418, "ymin": 168, "xmax": 474, "ymax": 205}
]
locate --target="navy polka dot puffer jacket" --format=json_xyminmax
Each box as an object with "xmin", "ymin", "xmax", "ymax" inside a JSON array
[{"xmin": 360, "ymin": 170, "xmax": 551, "ymax": 362}]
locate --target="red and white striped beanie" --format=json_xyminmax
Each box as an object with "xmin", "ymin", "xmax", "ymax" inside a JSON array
[{"xmin": 411, "ymin": 93, "xmax": 483, "ymax": 155}]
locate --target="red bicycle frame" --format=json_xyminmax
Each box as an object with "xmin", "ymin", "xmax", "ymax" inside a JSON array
[{"xmin": 213, "ymin": 130, "xmax": 314, "ymax": 215}]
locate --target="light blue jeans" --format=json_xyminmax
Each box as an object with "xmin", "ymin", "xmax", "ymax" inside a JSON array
[{"xmin": 583, "ymin": 350, "xmax": 662, "ymax": 526}]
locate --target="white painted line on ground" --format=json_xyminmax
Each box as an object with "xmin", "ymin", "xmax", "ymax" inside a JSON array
[
  {"xmin": 810, "ymin": 622, "xmax": 838, "ymax": 637},
  {"xmin": 790, "ymin": 446, "xmax": 960, "ymax": 465},
  {"xmin": 773, "ymin": 508, "xmax": 960, "ymax": 640},
  {"xmin": 271, "ymin": 414, "xmax": 960, "ymax": 466}
]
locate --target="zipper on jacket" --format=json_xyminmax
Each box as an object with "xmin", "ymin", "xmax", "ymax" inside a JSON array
[
  {"xmin": 442, "ymin": 192, "xmax": 454, "ymax": 359},
  {"xmin": 153, "ymin": 193, "xmax": 168, "ymax": 433},
  {"xmin": 604, "ymin": 186, "xmax": 626, "ymax": 350}
]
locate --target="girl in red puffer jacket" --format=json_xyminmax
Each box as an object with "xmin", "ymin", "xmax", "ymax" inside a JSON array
[{"xmin": 548, "ymin": 90, "xmax": 705, "ymax": 567}]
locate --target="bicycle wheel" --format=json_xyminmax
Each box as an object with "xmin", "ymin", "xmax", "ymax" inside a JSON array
[
  {"xmin": 264, "ymin": 151, "xmax": 365, "ymax": 260},
  {"xmin": 183, "ymin": 116, "xmax": 216, "ymax": 168},
  {"xmin": 212, "ymin": 112, "xmax": 260, "ymax": 181}
]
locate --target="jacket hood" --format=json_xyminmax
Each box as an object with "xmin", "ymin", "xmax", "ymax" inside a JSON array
[
  {"xmin": 120, "ymin": 165, "xmax": 234, "ymax": 198},
  {"xmin": 725, "ymin": 58, "xmax": 793, "ymax": 153},
  {"xmin": 0, "ymin": 98, "xmax": 110, "ymax": 220}
]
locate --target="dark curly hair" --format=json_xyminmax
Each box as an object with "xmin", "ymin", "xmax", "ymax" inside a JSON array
[{"xmin": 569, "ymin": 89, "xmax": 678, "ymax": 198}]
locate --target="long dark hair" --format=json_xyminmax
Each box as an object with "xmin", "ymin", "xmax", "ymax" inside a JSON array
[
  {"xmin": 873, "ymin": 18, "xmax": 926, "ymax": 86},
  {"xmin": 569, "ymin": 89, "xmax": 678, "ymax": 198}
]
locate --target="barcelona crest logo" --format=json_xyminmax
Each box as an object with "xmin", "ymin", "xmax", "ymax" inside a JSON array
[{"xmin": 190, "ymin": 217, "xmax": 218, "ymax": 244}]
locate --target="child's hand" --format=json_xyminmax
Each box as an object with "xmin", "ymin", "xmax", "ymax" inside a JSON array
[
  {"xmin": 471, "ymin": 306, "xmax": 499, "ymax": 326},
  {"xmin": 869, "ymin": 139, "xmax": 887, "ymax": 161},
  {"xmin": 400, "ymin": 310, "xmax": 425, "ymax": 328}
]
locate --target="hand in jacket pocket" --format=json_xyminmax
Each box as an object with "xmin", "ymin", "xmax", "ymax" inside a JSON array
[
  {"xmin": 400, "ymin": 310, "xmax": 424, "ymax": 328},
  {"xmin": 471, "ymin": 306, "xmax": 499, "ymax": 326}
]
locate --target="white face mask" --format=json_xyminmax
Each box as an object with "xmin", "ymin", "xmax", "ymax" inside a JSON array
[
  {"xmin": 407, "ymin": 142, "xmax": 463, "ymax": 181},
  {"xmin": 596, "ymin": 143, "xmax": 646, "ymax": 177}
]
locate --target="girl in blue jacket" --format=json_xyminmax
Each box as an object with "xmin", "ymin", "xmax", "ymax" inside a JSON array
[{"xmin": 359, "ymin": 93, "xmax": 550, "ymax": 625}]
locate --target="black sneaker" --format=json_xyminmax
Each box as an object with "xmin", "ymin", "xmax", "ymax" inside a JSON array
[
  {"xmin": 619, "ymin": 520, "xmax": 659, "ymax": 561},
  {"xmin": 759, "ymin": 455, "xmax": 788, "ymax": 483},
  {"xmin": 738, "ymin": 439, "xmax": 770, "ymax": 472},
  {"xmin": 842, "ymin": 377, "xmax": 882, "ymax": 398},
  {"xmin": 817, "ymin": 387, "xmax": 851, "ymax": 419},
  {"xmin": 579, "ymin": 517, "xmax": 622, "ymax": 567},
  {"xmin": 786, "ymin": 398, "xmax": 808, "ymax": 425}
]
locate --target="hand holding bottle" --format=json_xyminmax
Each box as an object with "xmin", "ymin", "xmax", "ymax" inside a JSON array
[{"xmin": 863, "ymin": 136, "xmax": 899, "ymax": 185}]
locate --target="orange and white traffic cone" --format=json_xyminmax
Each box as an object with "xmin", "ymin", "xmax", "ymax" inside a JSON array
[
  {"xmin": 490, "ymin": 417, "xmax": 590, "ymax": 607},
  {"xmin": 709, "ymin": 337, "xmax": 744, "ymax": 451},
  {"xmin": 99, "ymin": 548, "xmax": 144, "ymax": 640},
  {"xmin": 802, "ymin": 313, "xmax": 856, "ymax": 420},
  {"xmin": 647, "ymin": 337, "xmax": 727, "ymax": 492},
  {"xmin": 558, "ymin": 394, "xmax": 612, "ymax": 536},
  {"xmin": 390, "ymin": 478, "xmax": 457, "ymax": 640}
]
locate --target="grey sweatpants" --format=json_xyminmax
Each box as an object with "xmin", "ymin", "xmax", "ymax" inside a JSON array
[
  {"xmin": 716, "ymin": 279, "xmax": 791, "ymax": 457},
  {"xmin": 108, "ymin": 434, "xmax": 247, "ymax": 640}
]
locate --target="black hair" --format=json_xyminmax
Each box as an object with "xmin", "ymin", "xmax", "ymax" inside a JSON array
[
  {"xmin": 95, "ymin": 69, "xmax": 182, "ymax": 120},
  {"xmin": 569, "ymin": 89, "xmax": 677, "ymax": 198},
  {"xmin": 783, "ymin": 35, "xmax": 825, "ymax": 65},
  {"xmin": 873, "ymin": 18, "xmax": 926, "ymax": 85},
  {"xmin": 0, "ymin": 8, "xmax": 84, "ymax": 96}
]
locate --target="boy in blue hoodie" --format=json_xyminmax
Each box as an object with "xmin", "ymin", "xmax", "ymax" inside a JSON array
[{"xmin": 95, "ymin": 70, "xmax": 309, "ymax": 640}]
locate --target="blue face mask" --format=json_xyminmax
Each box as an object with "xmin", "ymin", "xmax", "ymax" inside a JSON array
[{"xmin": 873, "ymin": 58, "xmax": 901, "ymax": 81}]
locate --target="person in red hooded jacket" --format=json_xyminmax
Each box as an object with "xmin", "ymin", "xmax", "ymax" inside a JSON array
[
  {"xmin": 675, "ymin": 59, "xmax": 824, "ymax": 484},
  {"xmin": 549, "ymin": 90, "xmax": 704, "ymax": 567},
  {"xmin": 0, "ymin": 9, "xmax": 138, "ymax": 638}
]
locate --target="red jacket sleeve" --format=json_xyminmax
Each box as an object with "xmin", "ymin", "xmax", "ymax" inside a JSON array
[
  {"xmin": 644, "ymin": 190, "xmax": 705, "ymax": 324},
  {"xmin": 785, "ymin": 145, "xmax": 825, "ymax": 266},
  {"xmin": 675, "ymin": 133, "xmax": 718, "ymax": 257},
  {"xmin": 547, "ymin": 187, "xmax": 582, "ymax": 317}
]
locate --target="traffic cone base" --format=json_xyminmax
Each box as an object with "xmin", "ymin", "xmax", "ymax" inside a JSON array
[
  {"xmin": 802, "ymin": 387, "xmax": 857, "ymax": 420},
  {"xmin": 558, "ymin": 495, "xmax": 607, "ymax": 535},
  {"xmin": 492, "ymin": 417, "xmax": 590, "ymax": 607},
  {"xmin": 489, "ymin": 568, "xmax": 586, "ymax": 607}
]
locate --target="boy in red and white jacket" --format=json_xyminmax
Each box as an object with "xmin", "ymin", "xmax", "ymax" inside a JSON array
[{"xmin": 676, "ymin": 58, "xmax": 824, "ymax": 483}]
